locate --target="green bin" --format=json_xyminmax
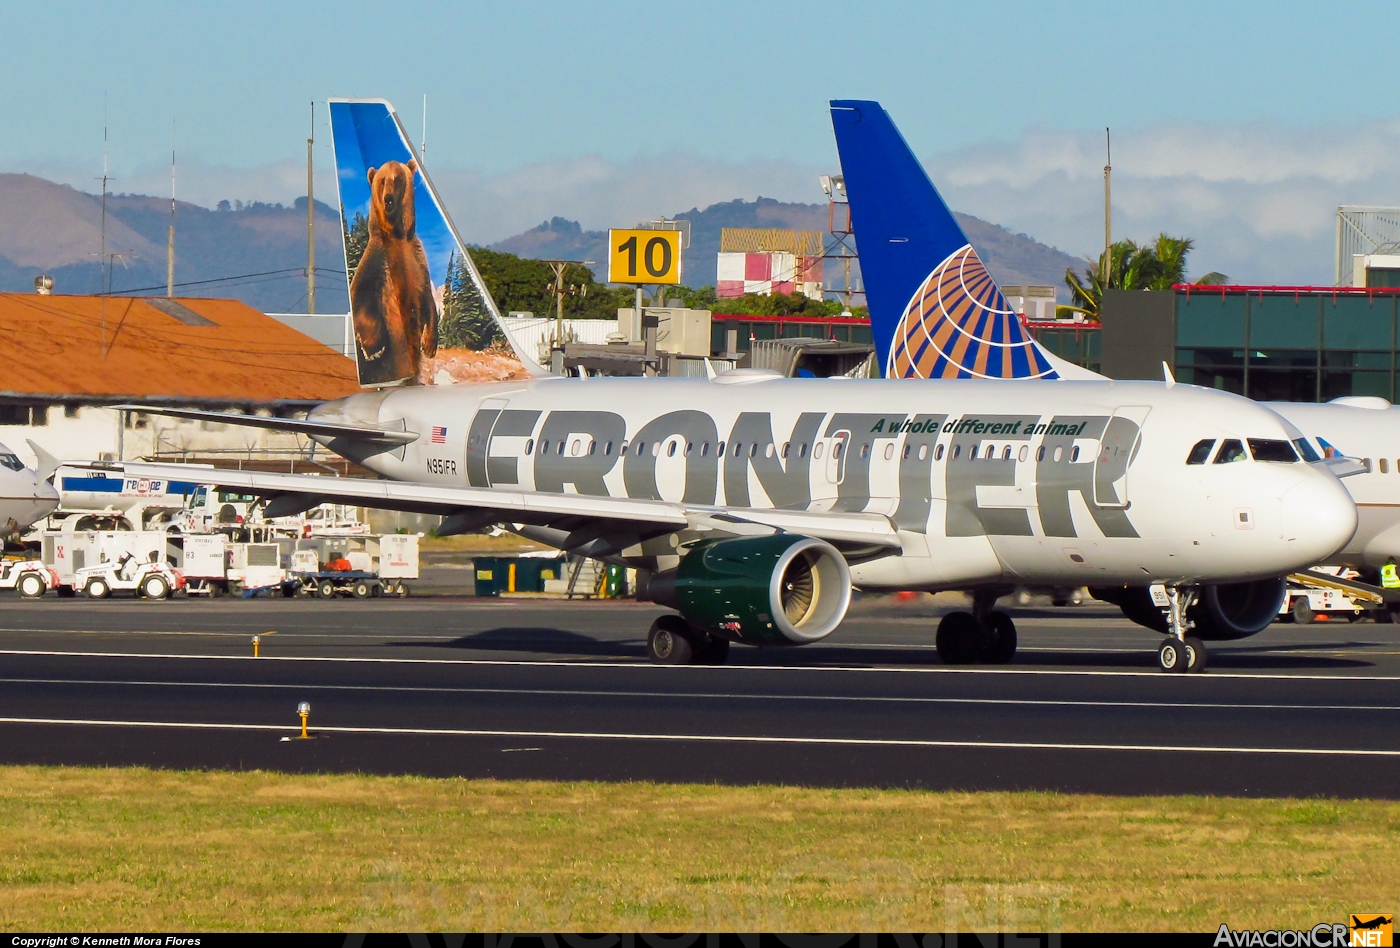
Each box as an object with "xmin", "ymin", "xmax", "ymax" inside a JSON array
[{"xmin": 473, "ymin": 556, "xmax": 502, "ymax": 596}]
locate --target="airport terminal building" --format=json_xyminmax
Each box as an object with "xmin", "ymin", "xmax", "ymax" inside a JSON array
[{"xmin": 1097, "ymin": 285, "xmax": 1400, "ymax": 401}]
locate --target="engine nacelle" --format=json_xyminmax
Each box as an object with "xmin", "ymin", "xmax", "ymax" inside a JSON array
[
  {"xmin": 648, "ymin": 535, "xmax": 851, "ymax": 645},
  {"xmin": 1089, "ymin": 578, "xmax": 1287, "ymax": 641}
]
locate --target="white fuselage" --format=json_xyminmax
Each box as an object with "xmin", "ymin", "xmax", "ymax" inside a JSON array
[
  {"xmin": 310, "ymin": 376, "xmax": 1356, "ymax": 590},
  {"xmin": 0, "ymin": 442, "xmax": 58, "ymax": 535},
  {"xmin": 1267, "ymin": 400, "xmax": 1400, "ymax": 566}
]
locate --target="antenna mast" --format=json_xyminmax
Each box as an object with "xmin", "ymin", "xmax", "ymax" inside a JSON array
[
  {"xmin": 1103, "ymin": 128, "xmax": 1112, "ymax": 288},
  {"xmin": 307, "ymin": 101, "xmax": 316, "ymax": 314},
  {"xmin": 167, "ymin": 120, "xmax": 176, "ymax": 297}
]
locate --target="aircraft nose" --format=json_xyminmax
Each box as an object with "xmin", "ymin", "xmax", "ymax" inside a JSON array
[{"xmin": 1281, "ymin": 471, "xmax": 1357, "ymax": 561}]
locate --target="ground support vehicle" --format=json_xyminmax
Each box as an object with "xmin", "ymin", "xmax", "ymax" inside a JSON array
[
  {"xmin": 41, "ymin": 530, "xmax": 178, "ymax": 595},
  {"xmin": 73, "ymin": 552, "xmax": 185, "ymax": 599},
  {"xmin": 288, "ymin": 534, "xmax": 417, "ymax": 598},
  {"xmin": 0, "ymin": 558, "xmax": 60, "ymax": 598},
  {"xmin": 1279, "ymin": 568, "xmax": 1398, "ymax": 623}
]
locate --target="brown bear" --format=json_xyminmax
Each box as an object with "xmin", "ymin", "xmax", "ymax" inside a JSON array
[{"xmin": 350, "ymin": 159, "xmax": 439, "ymax": 385}]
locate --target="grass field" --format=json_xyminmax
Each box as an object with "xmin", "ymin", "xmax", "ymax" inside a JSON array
[{"xmin": 0, "ymin": 766, "xmax": 1395, "ymax": 931}]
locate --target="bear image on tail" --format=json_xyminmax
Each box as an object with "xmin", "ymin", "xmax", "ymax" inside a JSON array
[{"xmin": 351, "ymin": 159, "xmax": 439, "ymax": 386}]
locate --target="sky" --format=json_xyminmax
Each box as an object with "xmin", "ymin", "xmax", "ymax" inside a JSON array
[{"xmin": 6, "ymin": 0, "xmax": 1400, "ymax": 285}]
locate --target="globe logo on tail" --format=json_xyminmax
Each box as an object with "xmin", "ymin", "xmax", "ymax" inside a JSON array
[{"xmin": 889, "ymin": 245, "xmax": 1058, "ymax": 380}]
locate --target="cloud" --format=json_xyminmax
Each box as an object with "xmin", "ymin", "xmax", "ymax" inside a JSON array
[
  {"xmin": 926, "ymin": 118, "xmax": 1400, "ymax": 285},
  {"xmin": 12, "ymin": 117, "xmax": 1400, "ymax": 287}
]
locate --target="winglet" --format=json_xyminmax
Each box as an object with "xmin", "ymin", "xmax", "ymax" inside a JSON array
[{"xmin": 1163, "ymin": 361, "xmax": 1176, "ymax": 387}]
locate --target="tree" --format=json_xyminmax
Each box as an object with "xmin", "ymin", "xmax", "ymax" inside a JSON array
[
  {"xmin": 342, "ymin": 209, "xmax": 369, "ymax": 284},
  {"xmin": 439, "ymin": 250, "xmax": 501, "ymax": 350},
  {"xmin": 1063, "ymin": 234, "xmax": 1227, "ymax": 321}
]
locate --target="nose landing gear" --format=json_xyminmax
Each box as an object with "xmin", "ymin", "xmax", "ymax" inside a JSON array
[{"xmin": 1158, "ymin": 585, "xmax": 1207, "ymax": 673}]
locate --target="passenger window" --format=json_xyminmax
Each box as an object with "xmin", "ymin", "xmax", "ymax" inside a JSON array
[
  {"xmin": 766, "ymin": 443, "xmax": 776, "ymax": 459},
  {"xmin": 668, "ymin": 442, "xmax": 678, "ymax": 457},
  {"xmin": 1214, "ymin": 439, "xmax": 1247, "ymax": 463},
  {"xmin": 716, "ymin": 441, "xmax": 724, "ymax": 456},
  {"xmin": 953, "ymin": 444, "xmax": 962, "ymax": 460},
  {"xmin": 588, "ymin": 441, "xmax": 596, "ymax": 456},
  {"xmin": 903, "ymin": 444, "xmax": 911, "ymax": 459},
  {"xmin": 1382, "ymin": 459, "xmax": 1390, "ymax": 474},
  {"xmin": 799, "ymin": 443, "xmax": 808, "ymax": 458},
  {"xmin": 1364, "ymin": 457, "xmax": 1373, "ymax": 472},
  {"xmin": 525, "ymin": 439, "xmax": 535, "ymax": 456},
  {"xmin": 932, "ymin": 444, "xmax": 941, "ymax": 461},
  {"xmin": 813, "ymin": 443, "xmax": 824, "ymax": 459},
  {"xmin": 558, "ymin": 440, "xmax": 567, "ymax": 456},
  {"xmin": 1036, "ymin": 446, "xmax": 1045, "ymax": 461},
  {"xmin": 1018, "ymin": 445, "xmax": 1028, "ymax": 462},
  {"xmin": 750, "ymin": 443, "xmax": 759, "ymax": 458},
  {"xmin": 985, "ymin": 445, "xmax": 995, "ymax": 460},
  {"xmin": 700, "ymin": 442, "xmax": 709, "ymax": 457},
  {"xmin": 833, "ymin": 442, "xmax": 844, "ymax": 460},
  {"xmin": 1292, "ymin": 438, "xmax": 1320, "ymax": 462},
  {"xmin": 884, "ymin": 443, "xmax": 895, "ymax": 461},
  {"xmin": 1002, "ymin": 446, "xmax": 1011, "ymax": 460},
  {"xmin": 1070, "ymin": 446, "xmax": 1080, "ymax": 462},
  {"xmin": 1053, "ymin": 446, "xmax": 1062, "ymax": 462},
  {"xmin": 540, "ymin": 440, "xmax": 550, "ymax": 455},
  {"xmin": 1185, "ymin": 439, "xmax": 1215, "ymax": 464},
  {"xmin": 782, "ymin": 442, "xmax": 791, "ymax": 458},
  {"xmin": 860, "ymin": 444, "xmax": 871, "ymax": 460},
  {"xmin": 1249, "ymin": 439, "xmax": 1298, "ymax": 462}
]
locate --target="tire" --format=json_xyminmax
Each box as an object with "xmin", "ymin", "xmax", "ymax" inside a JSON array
[
  {"xmin": 985, "ymin": 611, "xmax": 1018, "ymax": 664},
  {"xmin": 208, "ymin": 582, "xmax": 225, "ymax": 599},
  {"xmin": 142, "ymin": 575, "xmax": 169, "ymax": 600},
  {"xmin": 1158, "ymin": 637, "xmax": 1189, "ymax": 673},
  {"xmin": 397, "ymin": 584, "xmax": 411, "ymax": 599},
  {"xmin": 1184, "ymin": 635, "xmax": 1208, "ymax": 673},
  {"xmin": 17, "ymin": 573, "xmax": 46, "ymax": 599},
  {"xmin": 1291, "ymin": 597, "xmax": 1314, "ymax": 625},
  {"xmin": 86, "ymin": 578, "xmax": 110, "ymax": 600},
  {"xmin": 696, "ymin": 635, "xmax": 730, "ymax": 665},
  {"xmin": 352, "ymin": 580, "xmax": 373, "ymax": 599},
  {"xmin": 647, "ymin": 615, "xmax": 696, "ymax": 665},
  {"xmin": 370, "ymin": 582, "xmax": 382, "ymax": 598},
  {"xmin": 295, "ymin": 583, "xmax": 315, "ymax": 599},
  {"xmin": 936, "ymin": 611, "xmax": 980, "ymax": 664},
  {"xmin": 317, "ymin": 579, "xmax": 337, "ymax": 600}
]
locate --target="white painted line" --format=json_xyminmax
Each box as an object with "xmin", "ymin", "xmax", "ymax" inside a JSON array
[
  {"xmin": 0, "ymin": 648, "xmax": 1395, "ymax": 682},
  {"xmin": 0, "ymin": 715, "xmax": 1396, "ymax": 757},
  {"xmin": 5, "ymin": 676, "xmax": 1400, "ymax": 713}
]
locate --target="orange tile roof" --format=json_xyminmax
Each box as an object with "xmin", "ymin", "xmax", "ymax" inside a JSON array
[{"xmin": 0, "ymin": 293, "xmax": 360, "ymax": 405}]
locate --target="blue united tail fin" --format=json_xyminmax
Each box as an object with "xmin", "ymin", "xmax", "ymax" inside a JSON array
[
  {"xmin": 328, "ymin": 98, "xmax": 544, "ymax": 383},
  {"xmin": 830, "ymin": 100, "xmax": 1093, "ymax": 381}
]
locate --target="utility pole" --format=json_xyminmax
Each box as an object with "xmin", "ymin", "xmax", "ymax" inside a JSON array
[
  {"xmin": 307, "ymin": 101, "xmax": 316, "ymax": 314},
  {"xmin": 167, "ymin": 121, "xmax": 175, "ymax": 297},
  {"xmin": 1103, "ymin": 128, "xmax": 1112, "ymax": 286}
]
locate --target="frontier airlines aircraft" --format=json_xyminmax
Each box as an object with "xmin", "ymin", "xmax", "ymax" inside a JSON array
[{"xmin": 92, "ymin": 100, "xmax": 1357, "ymax": 674}]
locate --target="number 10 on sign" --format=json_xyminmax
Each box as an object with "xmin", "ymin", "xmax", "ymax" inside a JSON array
[{"xmin": 608, "ymin": 229, "xmax": 682, "ymax": 285}]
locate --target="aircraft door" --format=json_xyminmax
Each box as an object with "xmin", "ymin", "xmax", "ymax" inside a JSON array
[
  {"xmin": 1094, "ymin": 406, "xmax": 1151, "ymax": 508},
  {"xmin": 465, "ymin": 398, "xmax": 509, "ymax": 488}
]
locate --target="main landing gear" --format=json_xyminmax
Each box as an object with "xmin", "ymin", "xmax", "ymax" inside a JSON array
[
  {"xmin": 647, "ymin": 615, "xmax": 730, "ymax": 666},
  {"xmin": 936, "ymin": 591, "xmax": 1017, "ymax": 665},
  {"xmin": 1157, "ymin": 586, "xmax": 1207, "ymax": 674}
]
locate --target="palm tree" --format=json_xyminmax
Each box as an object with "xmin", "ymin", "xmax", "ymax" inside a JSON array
[{"xmin": 1061, "ymin": 233, "xmax": 1227, "ymax": 321}]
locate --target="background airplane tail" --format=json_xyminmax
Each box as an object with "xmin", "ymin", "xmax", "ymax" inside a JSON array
[
  {"xmin": 327, "ymin": 99, "xmax": 544, "ymax": 383},
  {"xmin": 830, "ymin": 99, "xmax": 1096, "ymax": 381}
]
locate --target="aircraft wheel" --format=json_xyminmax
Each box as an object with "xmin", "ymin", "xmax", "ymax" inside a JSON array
[
  {"xmin": 1157, "ymin": 637, "xmax": 1189, "ymax": 673},
  {"xmin": 142, "ymin": 575, "xmax": 169, "ymax": 600},
  {"xmin": 696, "ymin": 635, "xmax": 730, "ymax": 665},
  {"xmin": 317, "ymin": 579, "xmax": 337, "ymax": 600},
  {"xmin": 1291, "ymin": 597, "xmax": 1314, "ymax": 625},
  {"xmin": 984, "ymin": 611, "xmax": 1018, "ymax": 664},
  {"xmin": 648, "ymin": 615, "xmax": 696, "ymax": 665},
  {"xmin": 936, "ymin": 611, "xmax": 980, "ymax": 664},
  {"xmin": 86, "ymin": 578, "xmax": 110, "ymax": 600},
  {"xmin": 1184, "ymin": 635, "xmax": 1207, "ymax": 673},
  {"xmin": 17, "ymin": 573, "xmax": 46, "ymax": 599}
]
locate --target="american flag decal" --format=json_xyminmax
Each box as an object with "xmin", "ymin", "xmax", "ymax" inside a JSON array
[{"xmin": 430, "ymin": 426, "xmax": 448, "ymax": 444}]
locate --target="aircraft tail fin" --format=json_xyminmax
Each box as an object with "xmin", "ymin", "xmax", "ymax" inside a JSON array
[
  {"xmin": 327, "ymin": 99, "xmax": 545, "ymax": 384},
  {"xmin": 830, "ymin": 100, "xmax": 1098, "ymax": 381}
]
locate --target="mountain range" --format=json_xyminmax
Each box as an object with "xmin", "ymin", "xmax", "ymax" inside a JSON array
[{"xmin": 0, "ymin": 173, "xmax": 1084, "ymax": 313}]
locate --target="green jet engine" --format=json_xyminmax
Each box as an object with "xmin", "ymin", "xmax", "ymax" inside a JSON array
[{"xmin": 648, "ymin": 534, "xmax": 852, "ymax": 645}]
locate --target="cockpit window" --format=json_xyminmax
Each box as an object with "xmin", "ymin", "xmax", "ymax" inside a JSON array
[
  {"xmin": 0, "ymin": 454, "xmax": 23, "ymax": 472},
  {"xmin": 1293, "ymin": 438, "xmax": 1322, "ymax": 463},
  {"xmin": 1249, "ymin": 439, "xmax": 1299, "ymax": 463},
  {"xmin": 1214, "ymin": 439, "xmax": 1247, "ymax": 463},
  {"xmin": 1186, "ymin": 439, "xmax": 1215, "ymax": 464}
]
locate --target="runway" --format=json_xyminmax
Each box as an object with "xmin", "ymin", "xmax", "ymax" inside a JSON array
[{"xmin": 1, "ymin": 592, "xmax": 1397, "ymax": 797}]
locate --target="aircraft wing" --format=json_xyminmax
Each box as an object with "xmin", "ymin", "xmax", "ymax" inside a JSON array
[
  {"xmin": 112, "ymin": 405, "xmax": 418, "ymax": 445},
  {"xmin": 78, "ymin": 461, "xmax": 902, "ymax": 553}
]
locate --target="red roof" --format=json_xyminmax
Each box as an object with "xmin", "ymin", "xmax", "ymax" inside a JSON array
[{"xmin": 0, "ymin": 293, "xmax": 360, "ymax": 405}]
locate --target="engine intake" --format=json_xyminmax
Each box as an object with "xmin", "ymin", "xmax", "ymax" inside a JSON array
[
  {"xmin": 648, "ymin": 535, "xmax": 852, "ymax": 644},
  {"xmin": 1089, "ymin": 578, "xmax": 1287, "ymax": 641}
]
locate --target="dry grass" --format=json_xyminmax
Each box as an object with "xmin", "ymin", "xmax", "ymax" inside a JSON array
[{"xmin": 0, "ymin": 766, "xmax": 1395, "ymax": 932}]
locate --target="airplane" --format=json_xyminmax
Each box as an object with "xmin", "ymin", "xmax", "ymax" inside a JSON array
[
  {"xmin": 85, "ymin": 98, "xmax": 1357, "ymax": 676},
  {"xmin": 829, "ymin": 97, "xmax": 1390, "ymax": 625},
  {"xmin": 0, "ymin": 440, "xmax": 59, "ymax": 542}
]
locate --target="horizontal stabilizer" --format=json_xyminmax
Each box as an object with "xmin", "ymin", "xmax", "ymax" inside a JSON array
[{"xmin": 111, "ymin": 405, "xmax": 419, "ymax": 445}]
